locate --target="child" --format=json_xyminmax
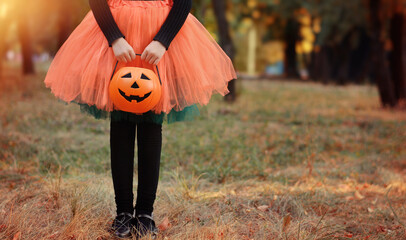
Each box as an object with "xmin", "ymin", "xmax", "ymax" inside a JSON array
[{"xmin": 44, "ymin": 0, "xmax": 237, "ymax": 238}]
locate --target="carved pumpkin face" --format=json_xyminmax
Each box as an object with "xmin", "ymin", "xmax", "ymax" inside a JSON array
[{"xmin": 109, "ymin": 67, "xmax": 161, "ymax": 114}]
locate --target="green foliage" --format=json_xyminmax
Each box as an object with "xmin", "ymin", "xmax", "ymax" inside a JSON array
[
  {"xmin": 308, "ymin": 0, "xmax": 368, "ymax": 46},
  {"xmin": 227, "ymin": 0, "xmax": 368, "ymax": 45}
]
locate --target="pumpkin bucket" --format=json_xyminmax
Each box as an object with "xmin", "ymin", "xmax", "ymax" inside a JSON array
[{"xmin": 109, "ymin": 54, "xmax": 162, "ymax": 114}]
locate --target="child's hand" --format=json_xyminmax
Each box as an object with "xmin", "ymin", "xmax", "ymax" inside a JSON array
[
  {"xmin": 141, "ymin": 40, "xmax": 166, "ymax": 65},
  {"xmin": 112, "ymin": 37, "xmax": 136, "ymax": 63}
]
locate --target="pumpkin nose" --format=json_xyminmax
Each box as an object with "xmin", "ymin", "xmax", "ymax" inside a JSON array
[{"xmin": 131, "ymin": 81, "xmax": 140, "ymax": 89}]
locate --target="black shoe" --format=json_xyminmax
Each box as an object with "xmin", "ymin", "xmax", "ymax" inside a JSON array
[
  {"xmin": 132, "ymin": 213, "xmax": 159, "ymax": 239},
  {"xmin": 110, "ymin": 212, "xmax": 134, "ymax": 239}
]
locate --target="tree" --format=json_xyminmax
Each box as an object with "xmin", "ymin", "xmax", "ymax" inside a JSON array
[
  {"xmin": 1, "ymin": 0, "xmax": 36, "ymax": 75},
  {"xmin": 56, "ymin": 1, "xmax": 75, "ymax": 50},
  {"xmin": 212, "ymin": 0, "xmax": 237, "ymax": 102},
  {"xmin": 17, "ymin": 4, "xmax": 35, "ymax": 75},
  {"xmin": 368, "ymin": 0, "xmax": 406, "ymax": 107},
  {"xmin": 389, "ymin": 0, "xmax": 406, "ymax": 104},
  {"xmin": 369, "ymin": 0, "xmax": 396, "ymax": 107},
  {"xmin": 0, "ymin": 2, "xmax": 12, "ymax": 78},
  {"xmin": 283, "ymin": 16, "xmax": 300, "ymax": 78}
]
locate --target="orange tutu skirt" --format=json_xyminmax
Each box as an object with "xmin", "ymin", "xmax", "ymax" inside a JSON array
[{"xmin": 44, "ymin": 0, "xmax": 237, "ymax": 115}]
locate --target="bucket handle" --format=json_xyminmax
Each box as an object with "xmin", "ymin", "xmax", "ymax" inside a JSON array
[{"xmin": 110, "ymin": 53, "xmax": 162, "ymax": 85}]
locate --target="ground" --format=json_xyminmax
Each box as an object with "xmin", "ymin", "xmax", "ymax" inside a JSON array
[{"xmin": 0, "ymin": 63, "xmax": 405, "ymax": 239}]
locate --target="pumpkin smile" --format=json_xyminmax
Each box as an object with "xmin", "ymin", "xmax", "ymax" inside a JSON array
[
  {"xmin": 118, "ymin": 89, "xmax": 152, "ymax": 103},
  {"xmin": 109, "ymin": 66, "xmax": 162, "ymax": 114}
]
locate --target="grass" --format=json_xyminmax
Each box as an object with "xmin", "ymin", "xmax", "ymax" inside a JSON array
[{"xmin": 0, "ymin": 62, "xmax": 405, "ymax": 239}]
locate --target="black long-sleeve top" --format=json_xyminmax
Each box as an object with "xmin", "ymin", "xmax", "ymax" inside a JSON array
[{"xmin": 88, "ymin": 0, "xmax": 192, "ymax": 50}]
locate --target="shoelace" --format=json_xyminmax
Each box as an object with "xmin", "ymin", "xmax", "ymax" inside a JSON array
[
  {"xmin": 136, "ymin": 213, "xmax": 154, "ymax": 220},
  {"xmin": 113, "ymin": 212, "xmax": 133, "ymax": 228},
  {"xmin": 136, "ymin": 213, "xmax": 158, "ymax": 234}
]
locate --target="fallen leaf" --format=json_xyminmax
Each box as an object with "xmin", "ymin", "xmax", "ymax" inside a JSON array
[
  {"xmin": 345, "ymin": 196, "xmax": 354, "ymax": 201},
  {"xmin": 367, "ymin": 207, "xmax": 374, "ymax": 213},
  {"xmin": 12, "ymin": 232, "xmax": 20, "ymax": 240},
  {"xmin": 338, "ymin": 184, "xmax": 352, "ymax": 192},
  {"xmin": 354, "ymin": 190, "xmax": 365, "ymax": 200},
  {"xmin": 344, "ymin": 232, "xmax": 353, "ymax": 238},
  {"xmin": 0, "ymin": 224, "xmax": 6, "ymax": 232},
  {"xmin": 257, "ymin": 205, "xmax": 269, "ymax": 211},
  {"xmin": 376, "ymin": 225, "xmax": 386, "ymax": 233},
  {"xmin": 372, "ymin": 198, "xmax": 378, "ymax": 205},
  {"xmin": 158, "ymin": 216, "xmax": 171, "ymax": 231},
  {"xmin": 48, "ymin": 231, "xmax": 60, "ymax": 239},
  {"xmin": 282, "ymin": 214, "xmax": 292, "ymax": 232}
]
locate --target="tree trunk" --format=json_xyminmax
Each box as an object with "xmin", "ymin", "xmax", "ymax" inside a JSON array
[
  {"xmin": 18, "ymin": 8, "xmax": 35, "ymax": 75},
  {"xmin": 369, "ymin": 0, "xmax": 397, "ymax": 107},
  {"xmin": 310, "ymin": 45, "xmax": 330, "ymax": 84},
  {"xmin": 348, "ymin": 28, "xmax": 371, "ymax": 84},
  {"xmin": 284, "ymin": 18, "xmax": 300, "ymax": 79},
  {"xmin": 0, "ymin": 17, "xmax": 11, "ymax": 79},
  {"xmin": 211, "ymin": 0, "xmax": 237, "ymax": 102},
  {"xmin": 57, "ymin": 1, "xmax": 74, "ymax": 50},
  {"xmin": 389, "ymin": 8, "xmax": 406, "ymax": 102}
]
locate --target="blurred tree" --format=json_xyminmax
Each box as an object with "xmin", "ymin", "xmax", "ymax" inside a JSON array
[
  {"xmin": 0, "ymin": 0, "xmax": 54, "ymax": 75},
  {"xmin": 56, "ymin": 0, "xmax": 89, "ymax": 51},
  {"xmin": 274, "ymin": 1, "xmax": 301, "ymax": 78},
  {"xmin": 245, "ymin": 0, "xmax": 405, "ymax": 107},
  {"xmin": 191, "ymin": 0, "xmax": 210, "ymax": 23},
  {"xmin": 232, "ymin": 0, "xmax": 289, "ymax": 75},
  {"xmin": 17, "ymin": 2, "xmax": 35, "ymax": 75},
  {"xmin": 234, "ymin": 0, "xmax": 305, "ymax": 78},
  {"xmin": 363, "ymin": 0, "xmax": 406, "ymax": 107},
  {"xmin": 57, "ymin": 1, "xmax": 75, "ymax": 50},
  {"xmin": 307, "ymin": 0, "xmax": 369, "ymax": 84},
  {"xmin": 212, "ymin": 0, "xmax": 237, "ymax": 102},
  {"xmin": 0, "ymin": 1, "xmax": 12, "ymax": 78},
  {"xmin": 283, "ymin": 16, "xmax": 300, "ymax": 78},
  {"xmin": 369, "ymin": 0, "xmax": 396, "ymax": 107},
  {"xmin": 389, "ymin": 0, "xmax": 406, "ymax": 104}
]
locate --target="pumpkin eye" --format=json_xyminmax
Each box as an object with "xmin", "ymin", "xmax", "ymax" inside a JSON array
[
  {"xmin": 141, "ymin": 73, "xmax": 150, "ymax": 80},
  {"xmin": 122, "ymin": 73, "xmax": 132, "ymax": 78},
  {"xmin": 109, "ymin": 67, "xmax": 162, "ymax": 114}
]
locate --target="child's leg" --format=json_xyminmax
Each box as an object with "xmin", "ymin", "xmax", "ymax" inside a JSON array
[
  {"xmin": 134, "ymin": 122, "xmax": 162, "ymax": 216},
  {"xmin": 110, "ymin": 118, "xmax": 136, "ymax": 215}
]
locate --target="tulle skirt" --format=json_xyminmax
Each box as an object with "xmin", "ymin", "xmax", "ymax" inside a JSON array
[{"xmin": 44, "ymin": 0, "xmax": 237, "ymax": 124}]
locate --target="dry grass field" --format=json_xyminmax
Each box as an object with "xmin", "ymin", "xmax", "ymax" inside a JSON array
[{"xmin": 0, "ymin": 62, "xmax": 406, "ymax": 239}]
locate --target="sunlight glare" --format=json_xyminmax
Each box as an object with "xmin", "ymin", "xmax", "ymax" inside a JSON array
[{"xmin": 0, "ymin": 2, "xmax": 8, "ymax": 18}]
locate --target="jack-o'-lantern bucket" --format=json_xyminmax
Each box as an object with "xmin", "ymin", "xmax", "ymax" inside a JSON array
[{"xmin": 109, "ymin": 55, "xmax": 162, "ymax": 114}]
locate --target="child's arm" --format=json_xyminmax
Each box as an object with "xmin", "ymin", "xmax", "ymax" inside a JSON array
[
  {"xmin": 88, "ymin": 0, "xmax": 126, "ymax": 47},
  {"xmin": 89, "ymin": 0, "xmax": 192, "ymax": 49},
  {"xmin": 88, "ymin": 0, "xmax": 192, "ymax": 64},
  {"xmin": 142, "ymin": 0, "xmax": 192, "ymax": 65},
  {"xmin": 153, "ymin": 0, "xmax": 193, "ymax": 50}
]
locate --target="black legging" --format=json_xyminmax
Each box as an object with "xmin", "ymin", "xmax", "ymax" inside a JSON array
[{"xmin": 110, "ymin": 119, "xmax": 162, "ymax": 216}]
